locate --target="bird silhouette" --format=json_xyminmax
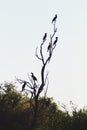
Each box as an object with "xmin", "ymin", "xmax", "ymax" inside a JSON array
[
  {"xmin": 53, "ymin": 37, "xmax": 58, "ymax": 46},
  {"xmin": 22, "ymin": 81, "xmax": 26, "ymax": 91},
  {"xmin": 52, "ymin": 14, "xmax": 57, "ymax": 23},
  {"xmin": 43, "ymin": 33, "xmax": 47, "ymax": 41},
  {"xmin": 31, "ymin": 72, "xmax": 37, "ymax": 81},
  {"xmin": 47, "ymin": 43, "xmax": 51, "ymax": 52}
]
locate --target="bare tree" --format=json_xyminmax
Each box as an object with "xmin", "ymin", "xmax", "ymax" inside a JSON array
[{"xmin": 17, "ymin": 14, "xmax": 58, "ymax": 130}]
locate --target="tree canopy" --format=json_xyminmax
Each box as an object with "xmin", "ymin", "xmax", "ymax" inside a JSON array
[{"xmin": 0, "ymin": 82, "xmax": 87, "ymax": 130}]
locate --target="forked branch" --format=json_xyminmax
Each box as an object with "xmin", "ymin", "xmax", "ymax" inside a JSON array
[{"xmin": 17, "ymin": 14, "xmax": 58, "ymax": 130}]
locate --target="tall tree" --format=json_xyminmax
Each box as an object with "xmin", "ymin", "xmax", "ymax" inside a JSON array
[{"xmin": 17, "ymin": 15, "xmax": 58, "ymax": 130}]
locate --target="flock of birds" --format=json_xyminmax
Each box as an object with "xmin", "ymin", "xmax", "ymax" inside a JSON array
[
  {"xmin": 22, "ymin": 14, "xmax": 58, "ymax": 91},
  {"xmin": 22, "ymin": 72, "xmax": 37, "ymax": 91},
  {"xmin": 43, "ymin": 14, "xmax": 58, "ymax": 51}
]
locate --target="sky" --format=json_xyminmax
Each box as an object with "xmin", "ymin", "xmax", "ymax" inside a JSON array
[{"xmin": 0, "ymin": 0, "xmax": 87, "ymax": 109}]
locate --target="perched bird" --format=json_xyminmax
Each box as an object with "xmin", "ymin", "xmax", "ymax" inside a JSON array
[
  {"xmin": 53, "ymin": 37, "xmax": 58, "ymax": 46},
  {"xmin": 47, "ymin": 43, "xmax": 51, "ymax": 52},
  {"xmin": 43, "ymin": 33, "xmax": 47, "ymax": 41},
  {"xmin": 52, "ymin": 14, "xmax": 57, "ymax": 23},
  {"xmin": 22, "ymin": 81, "xmax": 26, "ymax": 91},
  {"xmin": 31, "ymin": 72, "xmax": 37, "ymax": 81}
]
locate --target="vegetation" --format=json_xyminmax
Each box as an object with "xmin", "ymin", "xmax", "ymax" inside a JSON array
[
  {"xmin": 0, "ymin": 15, "xmax": 86, "ymax": 130},
  {"xmin": 0, "ymin": 83, "xmax": 87, "ymax": 130}
]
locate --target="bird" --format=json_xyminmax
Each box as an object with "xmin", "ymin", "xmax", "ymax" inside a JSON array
[
  {"xmin": 47, "ymin": 43, "xmax": 51, "ymax": 52},
  {"xmin": 22, "ymin": 81, "xmax": 26, "ymax": 91},
  {"xmin": 52, "ymin": 14, "xmax": 57, "ymax": 23},
  {"xmin": 31, "ymin": 72, "xmax": 37, "ymax": 81},
  {"xmin": 43, "ymin": 33, "xmax": 47, "ymax": 41},
  {"xmin": 53, "ymin": 37, "xmax": 58, "ymax": 46}
]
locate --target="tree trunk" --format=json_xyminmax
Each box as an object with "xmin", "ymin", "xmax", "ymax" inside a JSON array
[{"xmin": 30, "ymin": 97, "xmax": 38, "ymax": 130}]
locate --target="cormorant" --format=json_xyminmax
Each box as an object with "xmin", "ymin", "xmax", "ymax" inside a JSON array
[
  {"xmin": 52, "ymin": 14, "xmax": 57, "ymax": 23},
  {"xmin": 43, "ymin": 33, "xmax": 47, "ymax": 41},
  {"xmin": 53, "ymin": 37, "xmax": 58, "ymax": 46},
  {"xmin": 31, "ymin": 72, "xmax": 37, "ymax": 81},
  {"xmin": 47, "ymin": 43, "xmax": 51, "ymax": 52},
  {"xmin": 22, "ymin": 81, "xmax": 26, "ymax": 91}
]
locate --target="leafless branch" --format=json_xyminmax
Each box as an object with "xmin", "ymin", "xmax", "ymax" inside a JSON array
[
  {"xmin": 35, "ymin": 47, "xmax": 42, "ymax": 61},
  {"xmin": 17, "ymin": 15, "xmax": 58, "ymax": 130},
  {"xmin": 44, "ymin": 71, "xmax": 49, "ymax": 85},
  {"xmin": 44, "ymin": 78, "xmax": 49, "ymax": 97}
]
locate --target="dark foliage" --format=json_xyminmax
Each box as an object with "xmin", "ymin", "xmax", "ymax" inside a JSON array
[{"xmin": 0, "ymin": 83, "xmax": 87, "ymax": 130}]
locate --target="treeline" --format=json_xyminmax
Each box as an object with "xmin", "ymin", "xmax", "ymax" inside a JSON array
[{"xmin": 0, "ymin": 83, "xmax": 87, "ymax": 130}]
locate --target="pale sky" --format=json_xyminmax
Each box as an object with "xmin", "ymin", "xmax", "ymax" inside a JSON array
[{"xmin": 0, "ymin": 0, "xmax": 87, "ymax": 109}]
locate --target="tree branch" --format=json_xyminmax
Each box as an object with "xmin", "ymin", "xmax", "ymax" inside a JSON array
[{"xmin": 17, "ymin": 14, "xmax": 58, "ymax": 130}]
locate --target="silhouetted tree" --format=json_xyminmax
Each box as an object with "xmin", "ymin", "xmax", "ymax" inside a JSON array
[{"xmin": 17, "ymin": 14, "xmax": 58, "ymax": 130}]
